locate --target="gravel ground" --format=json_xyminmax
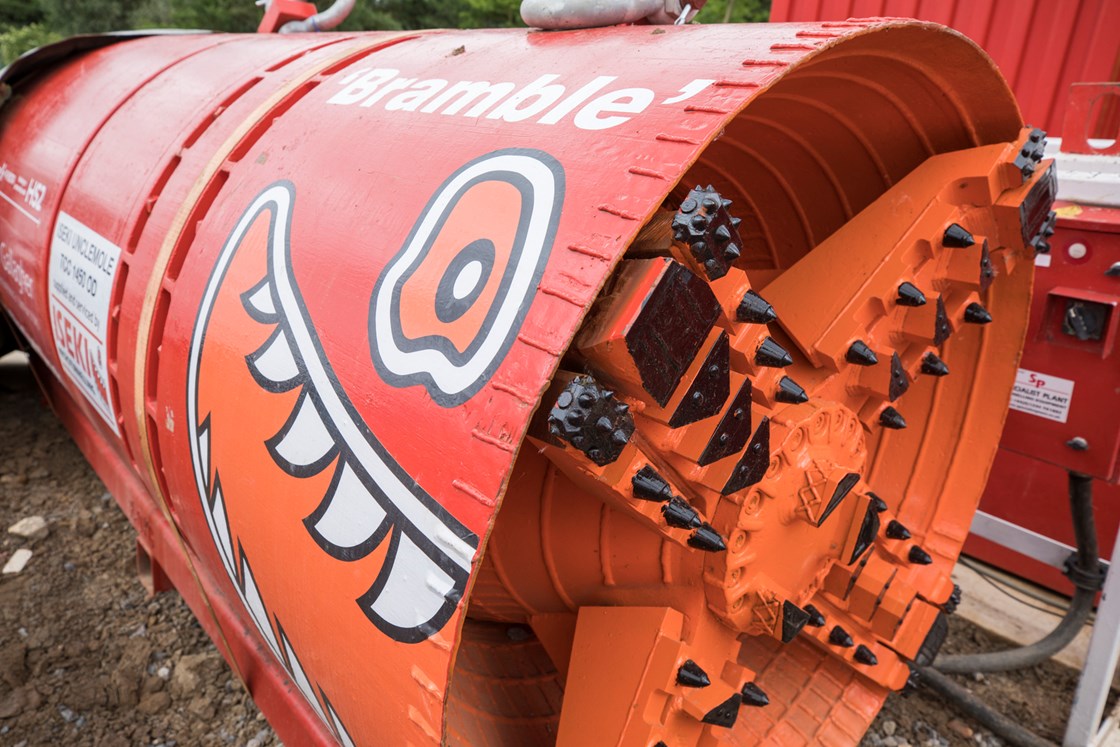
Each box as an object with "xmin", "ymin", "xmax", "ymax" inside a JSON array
[{"xmin": 0, "ymin": 350, "xmax": 1095, "ymax": 746}]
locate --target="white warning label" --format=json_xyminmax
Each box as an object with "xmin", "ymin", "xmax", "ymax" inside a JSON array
[
  {"xmin": 48, "ymin": 212, "xmax": 121, "ymax": 435},
  {"xmin": 1009, "ymin": 367, "xmax": 1075, "ymax": 424}
]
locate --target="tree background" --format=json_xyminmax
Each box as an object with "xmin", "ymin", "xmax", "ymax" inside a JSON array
[{"xmin": 0, "ymin": 0, "xmax": 769, "ymax": 64}]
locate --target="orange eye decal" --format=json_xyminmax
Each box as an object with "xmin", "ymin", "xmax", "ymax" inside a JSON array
[{"xmin": 369, "ymin": 149, "xmax": 564, "ymax": 406}]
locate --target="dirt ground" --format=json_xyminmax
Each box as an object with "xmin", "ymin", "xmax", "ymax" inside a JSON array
[{"xmin": 0, "ymin": 350, "xmax": 1090, "ymax": 746}]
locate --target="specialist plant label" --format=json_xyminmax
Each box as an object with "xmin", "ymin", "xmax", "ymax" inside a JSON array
[{"xmin": 48, "ymin": 211, "xmax": 121, "ymax": 434}]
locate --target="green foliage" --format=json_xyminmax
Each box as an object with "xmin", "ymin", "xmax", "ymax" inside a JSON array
[
  {"xmin": 694, "ymin": 0, "xmax": 771, "ymax": 24},
  {"xmin": 0, "ymin": 22, "xmax": 61, "ymax": 65},
  {"xmin": 0, "ymin": 0, "xmax": 773, "ymax": 53}
]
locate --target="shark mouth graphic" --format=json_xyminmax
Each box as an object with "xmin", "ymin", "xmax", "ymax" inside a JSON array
[{"xmin": 188, "ymin": 181, "xmax": 479, "ymax": 651}]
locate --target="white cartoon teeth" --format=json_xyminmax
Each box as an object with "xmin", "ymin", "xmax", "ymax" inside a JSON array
[
  {"xmin": 306, "ymin": 460, "xmax": 390, "ymax": 560},
  {"xmin": 266, "ymin": 389, "xmax": 339, "ymax": 475},
  {"xmin": 247, "ymin": 326, "xmax": 301, "ymax": 390},
  {"xmin": 362, "ymin": 531, "xmax": 459, "ymax": 638}
]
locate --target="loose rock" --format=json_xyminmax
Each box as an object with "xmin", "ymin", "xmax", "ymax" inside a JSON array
[
  {"xmin": 2, "ymin": 548, "xmax": 32, "ymax": 575},
  {"xmin": 7, "ymin": 516, "xmax": 48, "ymax": 541}
]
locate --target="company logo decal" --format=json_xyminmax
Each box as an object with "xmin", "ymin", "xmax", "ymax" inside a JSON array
[{"xmin": 369, "ymin": 148, "xmax": 564, "ymax": 406}]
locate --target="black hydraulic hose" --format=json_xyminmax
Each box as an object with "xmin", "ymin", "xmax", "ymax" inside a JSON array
[
  {"xmin": 935, "ymin": 471, "xmax": 1100, "ymax": 674},
  {"xmin": 916, "ymin": 666, "xmax": 1057, "ymax": 747}
]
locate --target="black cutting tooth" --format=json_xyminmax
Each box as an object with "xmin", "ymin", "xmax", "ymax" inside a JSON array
[
  {"xmin": 846, "ymin": 340, "xmax": 878, "ymax": 366},
  {"xmin": 828, "ymin": 625, "xmax": 854, "ymax": 648},
  {"xmin": 669, "ymin": 333, "xmax": 730, "ymax": 428},
  {"xmin": 676, "ymin": 660, "xmax": 711, "ymax": 688},
  {"xmin": 943, "ymin": 223, "xmax": 975, "ymax": 248},
  {"xmin": 979, "ymin": 240, "xmax": 995, "ymax": 292},
  {"xmin": 885, "ymin": 519, "xmax": 911, "ymax": 540},
  {"xmin": 698, "ymin": 378, "xmax": 753, "ymax": 466},
  {"xmin": 897, "ymin": 282, "xmax": 927, "ymax": 307},
  {"xmin": 740, "ymin": 682, "xmax": 770, "ymax": 708},
  {"xmin": 702, "ymin": 693, "xmax": 742, "ymax": 727},
  {"xmin": 849, "ymin": 502, "xmax": 880, "ymax": 564},
  {"xmin": 818, "ymin": 472, "xmax": 860, "ymax": 527},
  {"xmin": 921, "ymin": 352, "xmax": 949, "ymax": 377},
  {"xmin": 671, "ymin": 185, "xmax": 744, "ymax": 281},
  {"xmin": 943, "ymin": 583, "xmax": 963, "ymax": 615},
  {"xmin": 854, "ymin": 644, "xmax": 878, "ymax": 666},
  {"xmin": 880, "ymin": 406, "xmax": 907, "ymax": 430},
  {"xmin": 632, "ymin": 465, "xmax": 673, "ymax": 502},
  {"xmin": 755, "ymin": 337, "xmax": 793, "ymax": 368},
  {"xmin": 736, "ymin": 290, "xmax": 778, "ymax": 324},
  {"xmin": 662, "ymin": 496, "xmax": 702, "ymax": 529},
  {"xmin": 933, "ymin": 296, "xmax": 951, "ymax": 345},
  {"xmin": 781, "ymin": 600, "xmax": 811, "ymax": 643},
  {"xmin": 776, "ymin": 376, "xmax": 809, "ymax": 404},
  {"xmin": 909, "ymin": 545, "xmax": 933, "ymax": 565},
  {"xmin": 964, "ymin": 302, "xmax": 992, "ymax": 324},
  {"xmin": 868, "ymin": 493, "xmax": 888, "ymax": 513},
  {"xmin": 721, "ymin": 417, "xmax": 771, "ymax": 494},
  {"xmin": 688, "ymin": 523, "xmax": 727, "ymax": 553},
  {"xmin": 803, "ymin": 604, "xmax": 826, "ymax": 627},
  {"xmin": 888, "ymin": 352, "xmax": 909, "ymax": 401},
  {"xmin": 548, "ymin": 376, "xmax": 634, "ymax": 466}
]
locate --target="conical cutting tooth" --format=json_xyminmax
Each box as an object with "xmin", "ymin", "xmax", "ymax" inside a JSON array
[
  {"xmin": 880, "ymin": 406, "xmax": 907, "ymax": 430},
  {"xmin": 828, "ymin": 625, "xmax": 854, "ymax": 648},
  {"xmin": 775, "ymin": 375, "xmax": 809, "ymax": 404},
  {"xmin": 676, "ymin": 660, "xmax": 711, "ymax": 688},
  {"xmin": 854, "ymin": 644, "xmax": 879, "ymax": 666},
  {"xmin": 755, "ymin": 337, "xmax": 793, "ymax": 368},
  {"xmin": 964, "ymin": 302, "xmax": 992, "ymax": 324},
  {"xmin": 631, "ymin": 465, "xmax": 673, "ymax": 502},
  {"xmin": 868, "ymin": 493, "xmax": 888, "ymax": 513},
  {"xmin": 943, "ymin": 223, "xmax": 975, "ymax": 248},
  {"xmin": 736, "ymin": 290, "xmax": 778, "ymax": 324},
  {"xmin": 897, "ymin": 282, "xmax": 927, "ymax": 307},
  {"xmin": 803, "ymin": 604, "xmax": 826, "ymax": 627},
  {"xmin": 662, "ymin": 496, "xmax": 702, "ymax": 529},
  {"xmin": 846, "ymin": 340, "xmax": 878, "ymax": 366},
  {"xmin": 885, "ymin": 519, "xmax": 912, "ymax": 540},
  {"xmin": 740, "ymin": 682, "xmax": 770, "ymax": 707},
  {"xmin": 688, "ymin": 523, "xmax": 727, "ymax": 553},
  {"xmin": 909, "ymin": 545, "xmax": 934, "ymax": 565},
  {"xmin": 921, "ymin": 352, "xmax": 949, "ymax": 376}
]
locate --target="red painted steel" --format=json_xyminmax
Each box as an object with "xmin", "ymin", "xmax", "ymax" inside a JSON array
[
  {"xmin": 0, "ymin": 20, "xmax": 1040, "ymax": 746},
  {"xmin": 770, "ymin": 0, "xmax": 1120, "ymax": 138}
]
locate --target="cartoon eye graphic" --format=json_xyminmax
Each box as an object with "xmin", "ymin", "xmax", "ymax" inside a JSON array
[{"xmin": 369, "ymin": 149, "xmax": 565, "ymax": 406}]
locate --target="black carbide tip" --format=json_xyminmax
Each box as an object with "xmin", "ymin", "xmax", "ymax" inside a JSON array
[
  {"xmin": 854, "ymin": 644, "xmax": 879, "ymax": 666},
  {"xmin": 632, "ymin": 465, "xmax": 674, "ymax": 502},
  {"xmin": 676, "ymin": 659, "xmax": 711, "ymax": 688},
  {"xmin": 828, "ymin": 625, "xmax": 854, "ymax": 648},
  {"xmin": 737, "ymin": 289, "xmax": 778, "ymax": 325},
  {"xmin": 909, "ymin": 545, "xmax": 933, "ymax": 565},
  {"xmin": 897, "ymin": 282, "xmax": 927, "ymax": 307},
  {"xmin": 756, "ymin": 337, "xmax": 793, "ymax": 368},
  {"xmin": 964, "ymin": 302, "xmax": 992, "ymax": 324},
  {"xmin": 702, "ymin": 693, "xmax": 742, "ymax": 727},
  {"xmin": 776, "ymin": 376, "xmax": 809, "ymax": 404},
  {"xmin": 943, "ymin": 223, "xmax": 975, "ymax": 248},
  {"xmin": 846, "ymin": 340, "xmax": 879, "ymax": 366},
  {"xmin": 663, "ymin": 496, "xmax": 702, "ymax": 529},
  {"xmin": 868, "ymin": 493, "xmax": 889, "ymax": 513},
  {"xmin": 688, "ymin": 523, "xmax": 727, "ymax": 553},
  {"xmin": 885, "ymin": 519, "xmax": 912, "ymax": 540},
  {"xmin": 880, "ymin": 406, "xmax": 907, "ymax": 430},
  {"xmin": 740, "ymin": 682, "xmax": 770, "ymax": 707},
  {"xmin": 921, "ymin": 352, "xmax": 949, "ymax": 377},
  {"xmin": 804, "ymin": 603, "xmax": 826, "ymax": 627}
]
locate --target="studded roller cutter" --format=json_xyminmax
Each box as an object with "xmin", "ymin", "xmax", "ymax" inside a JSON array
[{"xmin": 0, "ymin": 17, "xmax": 1050, "ymax": 747}]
